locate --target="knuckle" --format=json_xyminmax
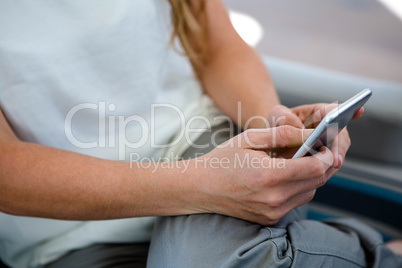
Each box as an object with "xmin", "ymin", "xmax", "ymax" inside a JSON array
[
  {"xmin": 312, "ymin": 162, "xmax": 326, "ymax": 177},
  {"xmin": 316, "ymin": 175, "xmax": 327, "ymax": 188},
  {"xmin": 281, "ymin": 125, "xmax": 292, "ymax": 137},
  {"xmin": 276, "ymin": 125, "xmax": 293, "ymax": 145},
  {"xmin": 266, "ymin": 192, "xmax": 287, "ymax": 208},
  {"xmin": 315, "ymin": 176, "xmax": 328, "ymax": 189}
]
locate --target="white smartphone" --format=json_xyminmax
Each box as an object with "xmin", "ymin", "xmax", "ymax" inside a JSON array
[{"xmin": 292, "ymin": 88, "xmax": 372, "ymax": 158}]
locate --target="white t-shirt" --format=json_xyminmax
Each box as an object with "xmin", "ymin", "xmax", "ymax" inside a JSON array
[{"xmin": 0, "ymin": 1, "xmax": 223, "ymax": 267}]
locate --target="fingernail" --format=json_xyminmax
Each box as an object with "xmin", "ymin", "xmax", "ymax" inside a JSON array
[{"xmin": 338, "ymin": 154, "xmax": 343, "ymax": 167}]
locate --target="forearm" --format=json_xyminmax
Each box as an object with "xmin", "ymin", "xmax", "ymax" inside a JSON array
[
  {"xmin": 201, "ymin": 44, "xmax": 279, "ymax": 129},
  {"xmin": 0, "ymin": 141, "xmax": 199, "ymax": 220},
  {"xmin": 197, "ymin": 0, "xmax": 280, "ymax": 129}
]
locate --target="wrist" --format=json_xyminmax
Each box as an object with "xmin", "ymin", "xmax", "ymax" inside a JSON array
[{"xmin": 140, "ymin": 158, "xmax": 209, "ymax": 216}]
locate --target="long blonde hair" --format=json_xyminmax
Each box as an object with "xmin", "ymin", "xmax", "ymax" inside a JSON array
[{"xmin": 168, "ymin": 0, "xmax": 207, "ymax": 77}]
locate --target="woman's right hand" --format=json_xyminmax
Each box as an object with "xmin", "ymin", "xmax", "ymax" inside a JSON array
[{"xmin": 188, "ymin": 125, "xmax": 338, "ymax": 226}]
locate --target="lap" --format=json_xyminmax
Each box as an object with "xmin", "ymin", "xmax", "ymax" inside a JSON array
[
  {"xmin": 148, "ymin": 214, "xmax": 292, "ymax": 268},
  {"xmin": 46, "ymin": 243, "xmax": 149, "ymax": 268},
  {"xmin": 148, "ymin": 214, "xmax": 401, "ymax": 268}
]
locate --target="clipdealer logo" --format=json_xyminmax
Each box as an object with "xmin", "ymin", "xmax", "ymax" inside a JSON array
[
  {"xmin": 64, "ymin": 101, "xmax": 234, "ymax": 160},
  {"xmin": 64, "ymin": 101, "xmax": 340, "ymax": 167}
]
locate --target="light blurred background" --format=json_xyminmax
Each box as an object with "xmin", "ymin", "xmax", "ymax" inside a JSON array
[{"xmin": 226, "ymin": 0, "xmax": 402, "ymax": 84}]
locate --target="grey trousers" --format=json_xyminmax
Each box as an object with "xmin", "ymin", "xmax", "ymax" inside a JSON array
[
  {"xmin": 147, "ymin": 123, "xmax": 402, "ymax": 268},
  {"xmin": 45, "ymin": 243, "xmax": 149, "ymax": 268}
]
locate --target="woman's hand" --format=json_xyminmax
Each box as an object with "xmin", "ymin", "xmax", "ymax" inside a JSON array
[
  {"xmin": 268, "ymin": 103, "xmax": 363, "ymax": 168},
  {"xmin": 189, "ymin": 125, "xmax": 335, "ymax": 226},
  {"xmin": 268, "ymin": 103, "xmax": 364, "ymax": 129}
]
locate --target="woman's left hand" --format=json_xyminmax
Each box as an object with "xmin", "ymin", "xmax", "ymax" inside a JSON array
[{"xmin": 267, "ymin": 103, "xmax": 363, "ymax": 170}]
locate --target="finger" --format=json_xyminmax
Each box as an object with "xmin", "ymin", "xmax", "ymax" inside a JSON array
[
  {"xmin": 319, "ymin": 157, "xmax": 340, "ymax": 184},
  {"xmin": 292, "ymin": 103, "xmax": 339, "ymax": 128},
  {"xmin": 276, "ymin": 164, "xmax": 337, "ymax": 214},
  {"xmin": 330, "ymin": 128, "xmax": 351, "ymax": 168},
  {"xmin": 306, "ymin": 104, "xmax": 340, "ymax": 128},
  {"xmin": 352, "ymin": 107, "xmax": 364, "ymax": 120},
  {"xmin": 268, "ymin": 146, "xmax": 334, "ymax": 181},
  {"xmin": 285, "ymin": 165, "xmax": 336, "ymax": 197},
  {"xmin": 293, "ymin": 104, "xmax": 364, "ymax": 128},
  {"xmin": 290, "ymin": 104, "xmax": 318, "ymax": 123},
  {"xmin": 330, "ymin": 135, "xmax": 340, "ymax": 168},
  {"xmin": 269, "ymin": 147, "xmax": 299, "ymax": 159},
  {"xmin": 267, "ymin": 172, "xmax": 335, "ymax": 221},
  {"xmin": 243, "ymin": 126, "xmax": 313, "ymax": 150},
  {"xmin": 269, "ymin": 105, "xmax": 304, "ymax": 128},
  {"xmin": 325, "ymin": 166, "xmax": 338, "ymax": 180},
  {"xmin": 280, "ymin": 113, "xmax": 305, "ymax": 129}
]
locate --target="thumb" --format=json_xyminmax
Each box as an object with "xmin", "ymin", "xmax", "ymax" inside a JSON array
[{"xmin": 243, "ymin": 125, "xmax": 313, "ymax": 150}]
